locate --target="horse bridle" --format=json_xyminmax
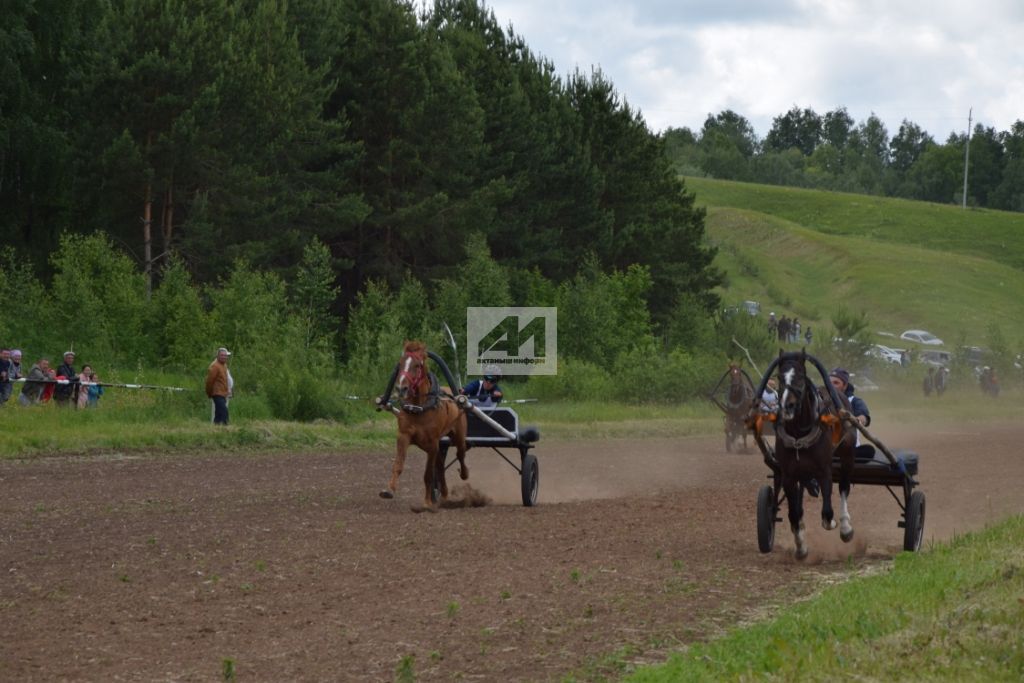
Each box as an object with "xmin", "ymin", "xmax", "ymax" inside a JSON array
[
  {"xmin": 777, "ymin": 363, "xmax": 824, "ymax": 450},
  {"xmin": 778, "ymin": 364, "xmax": 820, "ymax": 423},
  {"xmin": 398, "ymin": 351, "xmax": 427, "ymax": 397}
]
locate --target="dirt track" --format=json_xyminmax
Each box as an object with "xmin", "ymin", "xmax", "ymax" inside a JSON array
[{"xmin": 2, "ymin": 421, "xmax": 1023, "ymax": 681}]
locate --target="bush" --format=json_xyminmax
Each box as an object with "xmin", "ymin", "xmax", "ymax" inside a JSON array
[
  {"xmin": 524, "ymin": 358, "xmax": 615, "ymax": 401},
  {"xmin": 612, "ymin": 345, "xmax": 721, "ymax": 403},
  {"xmin": 48, "ymin": 232, "xmax": 150, "ymax": 364}
]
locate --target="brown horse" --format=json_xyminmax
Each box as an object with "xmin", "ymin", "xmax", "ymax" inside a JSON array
[
  {"xmin": 380, "ymin": 341, "xmax": 469, "ymax": 510},
  {"xmin": 710, "ymin": 362, "xmax": 755, "ymax": 452},
  {"xmin": 724, "ymin": 363, "xmax": 754, "ymax": 452},
  {"xmin": 774, "ymin": 350, "xmax": 857, "ymax": 559}
]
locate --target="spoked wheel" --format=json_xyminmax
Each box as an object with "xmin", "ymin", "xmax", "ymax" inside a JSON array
[
  {"xmin": 903, "ymin": 490, "xmax": 926, "ymax": 552},
  {"xmin": 520, "ymin": 452, "xmax": 539, "ymax": 507},
  {"xmin": 757, "ymin": 484, "xmax": 777, "ymax": 553}
]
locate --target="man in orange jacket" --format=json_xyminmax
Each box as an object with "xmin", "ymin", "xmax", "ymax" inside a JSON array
[{"xmin": 205, "ymin": 347, "xmax": 232, "ymax": 425}]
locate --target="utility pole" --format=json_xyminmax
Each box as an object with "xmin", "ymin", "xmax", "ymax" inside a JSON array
[{"xmin": 961, "ymin": 107, "xmax": 972, "ymax": 209}]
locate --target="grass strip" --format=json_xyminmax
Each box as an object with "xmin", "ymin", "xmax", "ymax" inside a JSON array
[
  {"xmin": 627, "ymin": 516, "xmax": 1024, "ymax": 682},
  {"xmin": 2, "ymin": 384, "xmax": 1020, "ymax": 458}
]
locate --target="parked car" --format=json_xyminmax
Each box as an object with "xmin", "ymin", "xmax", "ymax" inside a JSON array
[
  {"xmin": 900, "ymin": 329, "xmax": 944, "ymax": 346},
  {"xmin": 866, "ymin": 344, "xmax": 903, "ymax": 365},
  {"xmin": 741, "ymin": 300, "xmax": 761, "ymax": 316},
  {"xmin": 961, "ymin": 346, "xmax": 988, "ymax": 368},
  {"xmin": 919, "ymin": 350, "xmax": 952, "ymax": 367}
]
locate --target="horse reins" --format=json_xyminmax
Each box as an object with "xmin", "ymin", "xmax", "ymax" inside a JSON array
[{"xmin": 398, "ymin": 350, "xmax": 443, "ymax": 414}]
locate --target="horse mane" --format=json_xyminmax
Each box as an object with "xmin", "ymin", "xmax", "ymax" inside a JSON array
[{"xmin": 403, "ymin": 340, "xmax": 427, "ymax": 357}]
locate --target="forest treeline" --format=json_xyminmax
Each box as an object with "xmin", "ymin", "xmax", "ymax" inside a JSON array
[
  {"xmin": 1, "ymin": 0, "xmax": 718, "ymax": 325},
  {"xmin": 663, "ymin": 108, "xmax": 1024, "ymax": 210}
]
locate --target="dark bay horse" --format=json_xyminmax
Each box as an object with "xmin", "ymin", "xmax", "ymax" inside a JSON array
[
  {"xmin": 380, "ymin": 341, "xmax": 469, "ymax": 510},
  {"xmin": 774, "ymin": 350, "xmax": 856, "ymax": 559},
  {"xmin": 711, "ymin": 362, "xmax": 755, "ymax": 452}
]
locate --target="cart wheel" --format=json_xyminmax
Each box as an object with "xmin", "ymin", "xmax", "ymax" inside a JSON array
[
  {"xmin": 520, "ymin": 452, "xmax": 539, "ymax": 507},
  {"xmin": 757, "ymin": 485, "xmax": 776, "ymax": 553},
  {"xmin": 903, "ymin": 490, "xmax": 926, "ymax": 552}
]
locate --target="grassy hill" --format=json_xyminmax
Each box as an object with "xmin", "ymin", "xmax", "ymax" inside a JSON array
[{"xmin": 686, "ymin": 177, "xmax": 1024, "ymax": 351}]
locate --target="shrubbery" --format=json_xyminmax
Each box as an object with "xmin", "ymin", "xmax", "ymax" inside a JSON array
[{"xmin": 0, "ymin": 232, "xmax": 781, "ymax": 420}]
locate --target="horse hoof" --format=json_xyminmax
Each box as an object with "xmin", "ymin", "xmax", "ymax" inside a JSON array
[
  {"xmin": 823, "ymin": 519, "xmax": 837, "ymax": 531},
  {"xmin": 795, "ymin": 547, "xmax": 809, "ymax": 561},
  {"xmin": 460, "ymin": 466, "xmax": 469, "ymax": 481},
  {"xmin": 840, "ymin": 529, "xmax": 854, "ymax": 543},
  {"xmin": 379, "ymin": 490, "xmax": 394, "ymax": 499}
]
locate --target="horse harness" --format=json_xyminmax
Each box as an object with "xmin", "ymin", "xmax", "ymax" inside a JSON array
[
  {"xmin": 774, "ymin": 377, "xmax": 844, "ymax": 457},
  {"xmin": 401, "ymin": 371, "xmax": 446, "ymax": 414}
]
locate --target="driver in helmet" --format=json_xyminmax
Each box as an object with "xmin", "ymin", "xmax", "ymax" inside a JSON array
[{"xmin": 462, "ymin": 365, "xmax": 504, "ymax": 406}]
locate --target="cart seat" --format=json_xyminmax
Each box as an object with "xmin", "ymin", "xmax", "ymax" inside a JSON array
[
  {"xmin": 440, "ymin": 406, "xmax": 541, "ymax": 447},
  {"xmin": 832, "ymin": 448, "xmax": 919, "ymax": 485}
]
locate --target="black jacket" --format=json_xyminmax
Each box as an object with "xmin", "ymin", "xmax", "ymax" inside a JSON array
[{"xmin": 54, "ymin": 362, "xmax": 78, "ymax": 400}]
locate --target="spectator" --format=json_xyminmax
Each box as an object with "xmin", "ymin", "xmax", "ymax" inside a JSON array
[
  {"xmin": 77, "ymin": 365, "xmax": 95, "ymax": 409},
  {"xmin": 778, "ymin": 316, "xmax": 790, "ymax": 343},
  {"xmin": 41, "ymin": 367, "xmax": 58, "ymax": 403},
  {"xmin": 86, "ymin": 369, "xmax": 104, "ymax": 408},
  {"xmin": 804, "ymin": 326, "xmax": 813, "ymax": 346},
  {"xmin": 19, "ymin": 357, "xmax": 51, "ymax": 406},
  {"xmin": 0, "ymin": 348, "xmax": 11, "ymax": 405},
  {"xmin": 9, "ymin": 349, "xmax": 23, "ymax": 383},
  {"xmin": 205, "ymin": 347, "xmax": 232, "ymax": 425},
  {"xmin": 792, "ymin": 318, "xmax": 801, "ymax": 344},
  {"xmin": 54, "ymin": 351, "xmax": 78, "ymax": 407}
]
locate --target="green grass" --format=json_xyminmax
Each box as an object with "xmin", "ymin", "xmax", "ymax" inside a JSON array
[
  {"xmin": 627, "ymin": 515, "xmax": 1024, "ymax": 682},
  {"xmin": 2, "ymin": 379, "xmax": 1021, "ymax": 457},
  {"xmin": 0, "ymin": 388, "xmax": 391, "ymax": 457},
  {"xmin": 687, "ymin": 176, "xmax": 1024, "ymax": 351},
  {"xmin": 686, "ymin": 176, "xmax": 1024, "ymax": 271}
]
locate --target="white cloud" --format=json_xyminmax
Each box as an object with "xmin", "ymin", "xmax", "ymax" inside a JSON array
[{"xmin": 484, "ymin": 0, "xmax": 1023, "ymax": 139}]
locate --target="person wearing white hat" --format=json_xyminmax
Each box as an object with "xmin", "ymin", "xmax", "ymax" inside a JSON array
[{"xmin": 205, "ymin": 347, "xmax": 232, "ymax": 424}]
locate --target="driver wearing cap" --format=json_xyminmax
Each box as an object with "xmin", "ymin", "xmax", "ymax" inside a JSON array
[
  {"xmin": 830, "ymin": 366, "xmax": 875, "ymax": 460},
  {"xmin": 462, "ymin": 365, "xmax": 503, "ymax": 405}
]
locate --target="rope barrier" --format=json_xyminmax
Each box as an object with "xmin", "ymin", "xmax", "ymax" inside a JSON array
[{"xmin": 6, "ymin": 377, "xmax": 187, "ymax": 392}]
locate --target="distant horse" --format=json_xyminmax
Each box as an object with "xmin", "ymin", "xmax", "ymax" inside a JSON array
[
  {"xmin": 934, "ymin": 367, "xmax": 949, "ymax": 396},
  {"xmin": 711, "ymin": 362, "xmax": 755, "ymax": 452},
  {"xmin": 980, "ymin": 367, "xmax": 999, "ymax": 397},
  {"xmin": 380, "ymin": 341, "xmax": 469, "ymax": 510},
  {"xmin": 773, "ymin": 350, "xmax": 857, "ymax": 560}
]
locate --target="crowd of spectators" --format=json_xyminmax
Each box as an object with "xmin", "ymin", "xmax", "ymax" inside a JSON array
[
  {"xmin": 0, "ymin": 349, "xmax": 103, "ymax": 409},
  {"xmin": 767, "ymin": 312, "xmax": 812, "ymax": 345}
]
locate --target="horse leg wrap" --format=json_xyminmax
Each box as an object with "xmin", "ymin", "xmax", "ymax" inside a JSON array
[{"xmin": 839, "ymin": 491, "xmax": 854, "ymax": 542}]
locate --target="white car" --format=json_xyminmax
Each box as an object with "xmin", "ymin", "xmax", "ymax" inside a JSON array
[
  {"xmin": 866, "ymin": 344, "xmax": 903, "ymax": 365},
  {"xmin": 900, "ymin": 330, "xmax": 944, "ymax": 346}
]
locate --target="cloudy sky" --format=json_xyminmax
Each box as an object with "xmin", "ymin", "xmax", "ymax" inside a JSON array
[{"xmin": 484, "ymin": 0, "xmax": 1024, "ymax": 141}]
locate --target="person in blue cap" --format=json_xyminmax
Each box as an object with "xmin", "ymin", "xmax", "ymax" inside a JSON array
[
  {"xmin": 829, "ymin": 367, "xmax": 870, "ymax": 427},
  {"xmin": 830, "ymin": 367, "xmax": 875, "ymax": 460},
  {"xmin": 462, "ymin": 365, "xmax": 503, "ymax": 406}
]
